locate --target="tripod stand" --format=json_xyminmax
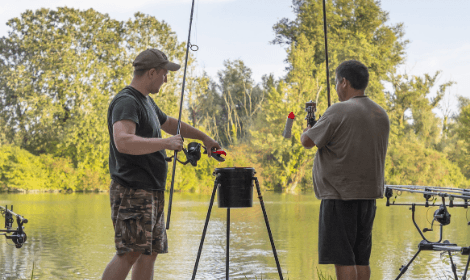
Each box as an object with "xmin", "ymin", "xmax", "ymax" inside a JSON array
[{"xmin": 191, "ymin": 175, "xmax": 284, "ymax": 280}]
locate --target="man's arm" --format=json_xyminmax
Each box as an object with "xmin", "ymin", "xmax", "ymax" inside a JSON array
[
  {"xmin": 301, "ymin": 125, "xmax": 316, "ymax": 149},
  {"xmin": 113, "ymin": 119, "xmax": 183, "ymax": 155},
  {"xmin": 161, "ymin": 116, "xmax": 221, "ymax": 156}
]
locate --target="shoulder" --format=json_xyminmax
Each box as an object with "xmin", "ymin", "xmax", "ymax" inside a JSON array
[
  {"xmin": 322, "ymin": 102, "xmax": 346, "ymax": 120},
  {"xmin": 111, "ymin": 89, "xmax": 140, "ymax": 107},
  {"xmin": 363, "ymin": 97, "xmax": 389, "ymax": 118}
]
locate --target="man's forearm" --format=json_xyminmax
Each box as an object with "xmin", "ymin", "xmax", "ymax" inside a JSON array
[
  {"xmin": 116, "ymin": 134, "xmax": 169, "ymax": 155},
  {"xmin": 165, "ymin": 117, "xmax": 209, "ymax": 141}
]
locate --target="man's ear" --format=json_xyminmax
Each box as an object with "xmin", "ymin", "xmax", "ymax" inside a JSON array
[
  {"xmin": 342, "ymin": 77, "xmax": 350, "ymax": 88},
  {"xmin": 147, "ymin": 68, "xmax": 156, "ymax": 77}
]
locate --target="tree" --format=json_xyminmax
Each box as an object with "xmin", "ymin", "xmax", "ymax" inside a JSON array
[
  {"xmin": 192, "ymin": 59, "xmax": 264, "ymax": 147},
  {"xmin": 445, "ymin": 97, "xmax": 470, "ymax": 179},
  {"xmin": 386, "ymin": 72, "xmax": 453, "ymax": 148},
  {"xmin": 0, "ymin": 8, "xmax": 196, "ymax": 189},
  {"xmin": 272, "ymin": 0, "xmax": 408, "ymax": 109}
]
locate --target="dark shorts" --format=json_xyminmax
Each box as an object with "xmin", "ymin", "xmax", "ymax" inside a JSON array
[
  {"xmin": 318, "ymin": 199, "xmax": 376, "ymax": 266},
  {"xmin": 110, "ymin": 180, "xmax": 168, "ymax": 255}
]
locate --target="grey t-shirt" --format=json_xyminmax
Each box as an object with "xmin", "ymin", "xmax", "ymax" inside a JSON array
[
  {"xmin": 306, "ymin": 96, "xmax": 390, "ymax": 200},
  {"xmin": 107, "ymin": 86, "xmax": 168, "ymax": 191}
]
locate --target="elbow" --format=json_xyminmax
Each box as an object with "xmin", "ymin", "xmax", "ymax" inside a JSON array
[
  {"xmin": 114, "ymin": 135, "xmax": 131, "ymax": 154},
  {"xmin": 115, "ymin": 141, "xmax": 127, "ymax": 154},
  {"xmin": 301, "ymin": 134, "xmax": 315, "ymax": 149}
]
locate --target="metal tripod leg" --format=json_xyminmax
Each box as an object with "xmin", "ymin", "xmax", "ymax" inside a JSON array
[
  {"xmin": 395, "ymin": 249, "xmax": 422, "ymax": 280},
  {"xmin": 226, "ymin": 207, "xmax": 230, "ymax": 280},
  {"xmin": 254, "ymin": 177, "xmax": 284, "ymax": 280},
  {"xmin": 461, "ymin": 253, "xmax": 470, "ymax": 280},
  {"xmin": 448, "ymin": 251, "xmax": 458, "ymax": 280},
  {"xmin": 191, "ymin": 180, "xmax": 219, "ymax": 280}
]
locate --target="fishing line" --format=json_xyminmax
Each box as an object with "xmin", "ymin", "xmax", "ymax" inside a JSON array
[{"xmin": 190, "ymin": 0, "xmax": 199, "ymax": 52}]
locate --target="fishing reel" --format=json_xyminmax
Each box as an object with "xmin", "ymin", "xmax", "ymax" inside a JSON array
[
  {"xmin": 423, "ymin": 204, "xmax": 451, "ymax": 232},
  {"xmin": 166, "ymin": 142, "xmax": 226, "ymax": 166},
  {"xmin": 305, "ymin": 100, "xmax": 318, "ymax": 127},
  {"xmin": 1, "ymin": 205, "xmax": 28, "ymax": 249}
]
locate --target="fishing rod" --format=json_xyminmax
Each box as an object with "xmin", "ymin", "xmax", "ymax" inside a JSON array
[
  {"xmin": 385, "ymin": 185, "xmax": 470, "ymax": 207},
  {"xmin": 322, "ymin": 0, "xmax": 331, "ymax": 108},
  {"xmin": 166, "ymin": 0, "xmax": 197, "ymax": 230},
  {"xmin": 0, "ymin": 205, "xmax": 28, "ymax": 248},
  {"xmin": 304, "ymin": 0, "xmax": 331, "ymax": 127}
]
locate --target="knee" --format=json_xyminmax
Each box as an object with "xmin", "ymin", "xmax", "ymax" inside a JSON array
[
  {"xmin": 120, "ymin": 252, "xmax": 142, "ymax": 266},
  {"xmin": 139, "ymin": 252, "xmax": 158, "ymax": 263}
]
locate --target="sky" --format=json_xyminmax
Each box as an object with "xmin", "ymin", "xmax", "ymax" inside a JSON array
[{"xmin": 1, "ymin": 0, "xmax": 469, "ymax": 115}]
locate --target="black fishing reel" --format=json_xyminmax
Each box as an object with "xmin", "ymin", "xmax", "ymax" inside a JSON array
[
  {"xmin": 166, "ymin": 142, "xmax": 226, "ymax": 166},
  {"xmin": 1, "ymin": 205, "xmax": 28, "ymax": 249},
  {"xmin": 423, "ymin": 204, "xmax": 451, "ymax": 232},
  {"xmin": 305, "ymin": 100, "xmax": 318, "ymax": 127}
]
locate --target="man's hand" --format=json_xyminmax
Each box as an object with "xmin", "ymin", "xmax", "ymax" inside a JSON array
[
  {"xmin": 203, "ymin": 136, "xmax": 222, "ymax": 157},
  {"xmin": 166, "ymin": 134, "xmax": 184, "ymax": 151}
]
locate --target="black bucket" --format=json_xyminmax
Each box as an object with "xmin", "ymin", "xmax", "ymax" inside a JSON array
[{"xmin": 214, "ymin": 167, "xmax": 255, "ymax": 208}]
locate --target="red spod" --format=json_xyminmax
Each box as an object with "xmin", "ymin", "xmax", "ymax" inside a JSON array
[{"xmin": 288, "ymin": 112, "xmax": 295, "ymax": 119}]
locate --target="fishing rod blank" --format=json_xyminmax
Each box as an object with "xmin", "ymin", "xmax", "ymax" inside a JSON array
[
  {"xmin": 322, "ymin": 0, "xmax": 331, "ymax": 108},
  {"xmin": 166, "ymin": 0, "xmax": 196, "ymax": 230}
]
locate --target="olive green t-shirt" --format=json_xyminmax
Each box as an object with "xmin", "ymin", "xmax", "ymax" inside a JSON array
[
  {"xmin": 107, "ymin": 86, "xmax": 168, "ymax": 191},
  {"xmin": 305, "ymin": 96, "xmax": 390, "ymax": 200}
]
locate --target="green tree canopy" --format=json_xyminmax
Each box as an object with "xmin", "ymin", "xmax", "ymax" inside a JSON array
[
  {"xmin": 0, "ymin": 7, "xmax": 196, "ymax": 189},
  {"xmin": 272, "ymin": 0, "xmax": 408, "ymax": 109}
]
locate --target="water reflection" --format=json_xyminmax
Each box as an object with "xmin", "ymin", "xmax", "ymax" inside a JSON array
[{"xmin": 1, "ymin": 192, "xmax": 470, "ymax": 279}]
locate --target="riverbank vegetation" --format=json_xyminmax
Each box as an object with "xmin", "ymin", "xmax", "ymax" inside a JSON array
[{"xmin": 1, "ymin": 0, "xmax": 469, "ymax": 193}]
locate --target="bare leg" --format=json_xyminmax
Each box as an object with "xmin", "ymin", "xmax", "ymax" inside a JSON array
[
  {"xmin": 335, "ymin": 265, "xmax": 357, "ymax": 280},
  {"xmin": 102, "ymin": 252, "xmax": 142, "ymax": 280},
  {"xmin": 356, "ymin": 265, "xmax": 370, "ymax": 280},
  {"xmin": 131, "ymin": 252, "xmax": 158, "ymax": 280}
]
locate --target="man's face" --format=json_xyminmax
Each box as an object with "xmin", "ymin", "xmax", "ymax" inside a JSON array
[{"xmin": 150, "ymin": 68, "xmax": 168, "ymax": 93}]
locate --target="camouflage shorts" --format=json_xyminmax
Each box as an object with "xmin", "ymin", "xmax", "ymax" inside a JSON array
[{"xmin": 110, "ymin": 180, "xmax": 168, "ymax": 255}]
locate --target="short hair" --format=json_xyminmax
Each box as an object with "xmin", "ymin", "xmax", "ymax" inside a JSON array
[
  {"xmin": 335, "ymin": 60, "xmax": 369, "ymax": 90},
  {"xmin": 133, "ymin": 67, "xmax": 165, "ymax": 78}
]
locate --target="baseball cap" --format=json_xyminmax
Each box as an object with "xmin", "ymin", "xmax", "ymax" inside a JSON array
[{"xmin": 133, "ymin": 49, "xmax": 181, "ymax": 71}]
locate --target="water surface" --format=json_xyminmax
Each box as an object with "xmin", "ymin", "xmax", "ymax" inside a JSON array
[{"xmin": 1, "ymin": 192, "xmax": 470, "ymax": 279}]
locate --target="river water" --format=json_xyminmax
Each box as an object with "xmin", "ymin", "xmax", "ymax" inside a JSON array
[{"xmin": 1, "ymin": 191, "xmax": 470, "ymax": 279}]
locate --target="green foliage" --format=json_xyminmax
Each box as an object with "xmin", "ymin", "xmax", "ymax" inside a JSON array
[
  {"xmin": 273, "ymin": 0, "xmax": 408, "ymax": 109},
  {"xmin": 190, "ymin": 60, "xmax": 265, "ymax": 147},
  {"xmin": 0, "ymin": 7, "xmax": 195, "ymax": 190},
  {"xmin": 0, "ymin": 145, "xmax": 80, "ymax": 191},
  {"xmin": 251, "ymin": 77, "xmax": 315, "ymax": 192},
  {"xmin": 444, "ymin": 97, "xmax": 470, "ymax": 179},
  {"xmin": 385, "ymin": 136, "xmax": 468, "ymax": 187},
  {"xmin": 1, "ymin": 4, "xmax": 468, "ymax": 193},
  {"xmin": 386, "ymin": 72, "xmax": 452, "ymax": 147}
]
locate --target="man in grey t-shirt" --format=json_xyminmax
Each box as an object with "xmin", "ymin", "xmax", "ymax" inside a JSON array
[{"xmin": 301, "ymin": 60, "xmax": 389, "ymax": 280}]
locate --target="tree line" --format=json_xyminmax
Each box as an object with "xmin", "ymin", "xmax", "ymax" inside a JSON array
[{"xmin": 1, "ymin": 0, "xmax": 468, "ymax": 192}]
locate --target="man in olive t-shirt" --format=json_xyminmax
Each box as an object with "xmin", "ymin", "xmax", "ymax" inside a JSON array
[
  {"xmin": 102, "ymin": 49, "xmax": 221, "ymax": 280},
  {"xmin": 301, "ymin": 60, "xmax": 390, "ymax": 280}
]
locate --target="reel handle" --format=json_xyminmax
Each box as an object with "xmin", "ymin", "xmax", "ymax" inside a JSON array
[
  {"xmin": 204, "ymin": 148, "xmax": 226, "ymax": 162},
  {"xmin": 305, "ymin": 100, "xmax": 318, "ymax": 127}
]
